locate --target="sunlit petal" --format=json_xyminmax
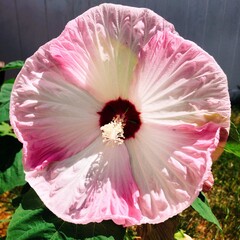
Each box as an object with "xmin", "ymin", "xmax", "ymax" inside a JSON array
[
  {"xmin": 26, "ymin": 137, "xmax": 141, "ymax": 226},
  {"xmin": 10, "ymin": 56, "xmax": 101, "ymax": 170},
  {"xmin": 129, "ymin": 30, "xmax": 230, "ymax": 128},
  {"xmin": 48, "ymin": 4, "xmax": 175, "ymax": 102},
  {"xmin": 126, "ymin": 122, "xmax": 220, "ymax": 224}
]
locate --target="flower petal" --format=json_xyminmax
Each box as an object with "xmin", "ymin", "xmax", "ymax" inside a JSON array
[
  {"xmin": 126, "ymin": 122, "xmax": 220, "ymax": 224},
  {"xmin": 47, "ymin": 3, "xmax": 175, "ymax": 102},
  {"xmin": 129, "ymin": 30, "xmax": 230, "ymax": 129},
  {"xmin": 26, "ymin": 137, "xmax": 141, "ymax": 226},
  {"xmin": 10, "ymin": 55, "xmax": 101, "ymax": 170}
]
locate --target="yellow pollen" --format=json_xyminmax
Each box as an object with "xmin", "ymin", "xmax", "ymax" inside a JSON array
[{"xmin": 100, "ymin": 116, "xmax": 125, "ymax": 145}]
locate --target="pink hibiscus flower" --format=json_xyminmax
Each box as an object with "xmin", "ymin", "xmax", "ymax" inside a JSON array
[{"xmin": 10, "ymin": 4, "xmax": 230, "ymax": 226}]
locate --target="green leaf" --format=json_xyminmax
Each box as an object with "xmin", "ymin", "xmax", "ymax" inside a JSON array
[
  {"xmin": 0, "ymin": 83, "xmax": 13, "ymax": 102},
  {"xmin": 4, "ymin": 78, "xmax": 16, "ymax": 84},
  {"xmin": 224, "ymin": 122, "xmax": 240, "ymax": 157},
  {"xmin": 0, "ymin": 83, "xmax": 13, "ymax": 122},
  {"xmin": 174, "ymin": 229, "xmax": 186, "ymax": 240},
  {"xmin": 0, "ymin": 60, "xmax": 24, "ymax": 71},
  {"xmin": 0, "ymin": 150, "xmax": 25, "ymax": 193},
  {"xmin": 228, "ymin": 121, "xmax": 240, "ymax": 142},
  {"xmin": 0, "ymin": 122, "xmax": 16, "ymax": 137},
  {"xmin": 7, "ymin": 189, "xmax": 125, "ymax": 240},
  {"xmin": 191, "ymin": 192, "xmax": 222, "ymax": 230},
  {"xmin": 224, "ymin": 141, "xmax": 240, "ymax": 158}
]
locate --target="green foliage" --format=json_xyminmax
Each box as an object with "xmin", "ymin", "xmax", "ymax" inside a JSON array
[
  {"xmin": 7, "ymin": 189, "xmax": 125, "ymax": 240},
  {"xmin": 174, "ymin": 229, "xmax": 186, "ymax": 240},
  {"xmin": 0, "ymin": 150, "xmax": 25, "ymax": 194},
  {"xmin": 210, "ymin": 151, "xmax": 240, "ymax": 239},
  {"xmin": 0, "ymin": 121, "xmax": 16, "ymax": 137},
  {"xmin": 224, "ymin": 141, "xmax": 240, "ymax": 158},
  {"xmin": 0, "ymin": 62, "xmax": 25, "ymax": 195},
  {"xmin": 228, "ymin": 121, "xmax": 240, "ymax": 142},
  {"xmin": 0, "ymin": 60, "xmax": 24, "ymax": 72},
  {"xmin": 0, "ymin": 83, "xmax": 13, "ymax": 122},
  {"xmin": 191, "ymin": 193, "xmax": 221, "ymax": 230},
  {"xmin": 123, "ymin": 227, "xmax": 139, "ymax": 240},
  {"xmin": 224, "ymin": 121, "xmax": 240, "ymax": 158},
  {"xmin": 178, "ymin": 140, "xmax": 240, "ymax": 239}
]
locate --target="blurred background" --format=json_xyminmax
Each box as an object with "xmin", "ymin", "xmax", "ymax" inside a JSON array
[{"xmin": 0, "ymin": 0, "xmax": 240, "ymax": 91}]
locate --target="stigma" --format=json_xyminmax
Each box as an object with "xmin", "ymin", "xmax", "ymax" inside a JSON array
[{"xmin": 100, "ymin": 115, "xmax": 125, "ymax": 145}]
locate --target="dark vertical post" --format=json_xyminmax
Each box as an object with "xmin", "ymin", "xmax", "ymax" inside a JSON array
[{"xmin": 0, "ymin": 61, "xmax": 5, "ymax": 86}]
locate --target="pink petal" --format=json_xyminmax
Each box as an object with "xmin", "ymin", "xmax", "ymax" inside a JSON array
[
  {"xmin": 202, "ymin": 171, "xmax": 214, "ymax": 192},
  {"xmin": 126, "ymin": 122, "xmax": 220, "ymax": 224},
  {"xmin": 129, "ymin": 30, "xmax": 230, "ymax": 130},
  {"xmin": 46, "ymin": 3, "xmax": 175, "ymax": 102},
  {"xmin": 26, "ymin": 137, "xmax": 141, "ymax": 226},
  {"xmin": 10, "ymin": 55, "xmax": 101, "ymax": 170}
]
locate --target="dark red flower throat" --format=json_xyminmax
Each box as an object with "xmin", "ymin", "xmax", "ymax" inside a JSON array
[{"xmin": 98, "ymin": 98, "xmax": 141, "ymax": 139}]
